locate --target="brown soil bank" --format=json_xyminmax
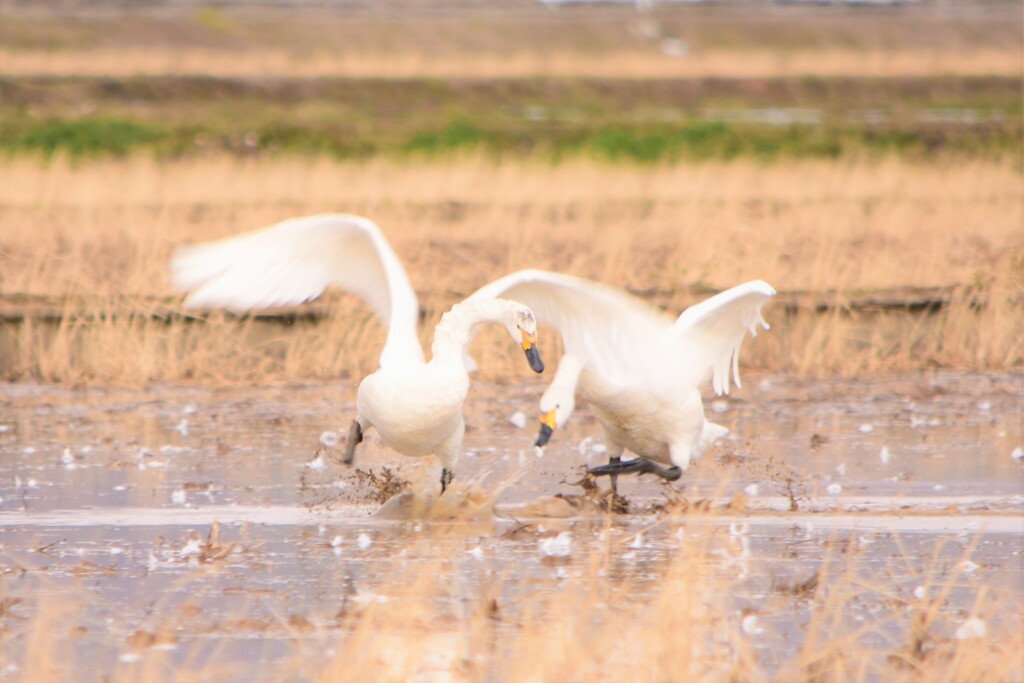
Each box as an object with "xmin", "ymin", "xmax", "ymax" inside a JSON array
[{"xmin": 0, "ymin": 2, "xmax": 1020, "ymax": 78}]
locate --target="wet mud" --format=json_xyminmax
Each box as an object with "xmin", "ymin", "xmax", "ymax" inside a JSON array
[{"xmin": 1, "ymin": 371, "xmax": 1021, "ymax": 679}]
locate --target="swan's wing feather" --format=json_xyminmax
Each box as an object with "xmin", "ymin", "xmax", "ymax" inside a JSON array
[
  {"xmin": 467, "ymin": 269, "xmax": 671, "ymax": 382},
  {"xmin": 171, "ymin": 213, "xmax": 423, "ymax": 365},
  {"xmin": 670, "ymin": 280, "xmax": 776, "ymax": 394}
]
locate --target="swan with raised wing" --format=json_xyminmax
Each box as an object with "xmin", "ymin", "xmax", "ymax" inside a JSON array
[
  {"xmin": 171, "ymin": 214, "xmax": 544, "ymax": 493},
  {"xmin": 466, "ymin": 270, "xmax": 774, "ymax": 490}
]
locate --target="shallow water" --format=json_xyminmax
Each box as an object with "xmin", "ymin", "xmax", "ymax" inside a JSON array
[{"xmin": 1, "ymin": 371, "xmax": 1021, "ymax": 680}]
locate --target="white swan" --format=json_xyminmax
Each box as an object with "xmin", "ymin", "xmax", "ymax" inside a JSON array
[
  {"xmin": 171, "ymin": 214, "xmax": 545, "ymax": 492},
  {"xmin": 466, "ymin": 270, "xmax": 775, "ymax": 489}
]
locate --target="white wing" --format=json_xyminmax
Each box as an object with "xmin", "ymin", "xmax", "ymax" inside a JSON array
[
  {"xmin": 467, "ymin": 269, "xmax": 672, "ymax": 383},
  {"xmin": 671, "ymin": 280, "xmax": 776, "ymax": 395},
  {"xmin": 171, "ymin": 213, "xmax": 424, "ymax": 367}
]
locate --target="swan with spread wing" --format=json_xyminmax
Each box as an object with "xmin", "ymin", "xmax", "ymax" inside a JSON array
[
  {"xmin": 466, "ymin": 270, "xmax": 775, "ymax": 489},
  {"xmin": 171, "ymin": 214, "xmax": 545, "ymax": 493}
]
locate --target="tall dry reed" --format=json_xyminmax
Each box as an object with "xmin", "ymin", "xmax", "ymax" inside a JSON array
[{"xmin": 0, "ymin": 156, "xmax": 1020, "ymax": 383}]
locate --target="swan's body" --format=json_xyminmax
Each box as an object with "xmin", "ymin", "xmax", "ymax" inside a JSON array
[
  {"xmin": 351, "ymin": 297, "xmax": 534, "ymax": 473},
  {"xmin": 171, "ymin": 214, "xmax": 544, "ymax": 491},
  {"xmin": 466, "ymin": 270, "xmax": 775, "ymax": 484}
]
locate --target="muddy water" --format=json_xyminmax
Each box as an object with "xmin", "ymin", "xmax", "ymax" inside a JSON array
[{"xmin": 1, "ymin": 371, "xmax": 1021, "ymax": 680}]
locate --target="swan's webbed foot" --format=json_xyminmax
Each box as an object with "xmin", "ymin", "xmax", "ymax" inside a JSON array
[
  {"xmin": 340, "ymin": 419, "xmax": 363, "ymax": 466},
  {"xmin": 588, "ymin": 457, "xmax": 682, "ymax": 482},
  {"xmin": 440, "ymin": 468, "xmax": 454, "ymax": 494}
]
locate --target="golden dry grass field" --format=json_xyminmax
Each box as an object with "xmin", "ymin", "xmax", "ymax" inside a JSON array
[{"xmin": 0, "ymin": 155, "xmax": 1020, "ymax": 383}]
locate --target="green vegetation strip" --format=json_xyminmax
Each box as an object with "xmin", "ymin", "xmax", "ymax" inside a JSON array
[{"xmin": 0, "ymin": 76, "xmax": 1019, "ymax": 161}]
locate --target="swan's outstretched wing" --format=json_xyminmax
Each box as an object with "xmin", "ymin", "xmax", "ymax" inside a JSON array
[
  {"xmin": 467, "ymin": 269, "xmax": 671, "ymax": 383},
  {"xmin": 671, "ymin": 280, "xmax": 776, "ymax": 395},
  {"xmin": 171, "ymin": 213, "xmax": 423, "ymax": 366}
]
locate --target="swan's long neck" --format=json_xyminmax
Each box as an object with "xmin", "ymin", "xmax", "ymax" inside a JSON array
[
  {"xmin": 377, "ymin": 240, "xmax": 425, "ymax": 369},
  {"xmin": 540, "ymin": 352, "xmax": 587, "ymax": 417},
  {"xmin": 430, "ymin": 299, "xmax": 515, "ymax": 366},
  {"xmin": 556, "ymin": 352, "xmax": 587, "ymax": 388}
]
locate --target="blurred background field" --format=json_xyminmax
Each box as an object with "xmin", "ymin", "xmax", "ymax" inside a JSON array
[
  {"xmin": 0, "ymin": 0, "xmax": 1021, "ymax": 383},
  {"xmin": 1, "ymin": 0, "xmax": 1020, "ymax": 79}
]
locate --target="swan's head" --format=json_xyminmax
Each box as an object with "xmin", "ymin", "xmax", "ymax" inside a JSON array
[
  {"xmin": 534, "ymin": 384, "xmax": 575, "ymax": 448},
  {"xmin": 505, "ymin": 305, "xmax": 545, "ymax": 374}
]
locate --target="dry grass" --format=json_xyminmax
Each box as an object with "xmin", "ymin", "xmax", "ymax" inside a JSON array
[
  {"xmin": 9, "ymin": 513, "xmax": 1022, "ymax": 682},
  {"xmin": 311, "ymin": 532, "xmax": 1023, "ymax": 682},
  {"xmin": 1, "ymin": 46, "xmax": 1019, "ymax": 80},
  {"xmin": 0, "ymin": 155, "xmax": 1020, "ymax": 383}
]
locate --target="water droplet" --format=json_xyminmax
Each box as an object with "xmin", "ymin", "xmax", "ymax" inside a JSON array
[
  {"xmin": 538, "ymin": 532, "xmax": 572, "ymax": 558},
  {"xmin": 742, "ymin": 614, "xmax": 764, "ymax": 635},
  {"xmin": 955, "ymin": 617, "xmax": 987, "ymax": 640}
]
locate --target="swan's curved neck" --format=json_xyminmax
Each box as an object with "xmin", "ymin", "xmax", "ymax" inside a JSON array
[
  {"xmin": 377, "ymin": 247, "xmax": 425, "ymax": 369},
  {"xmin": 550, "ymin": 353, "xmax": 587, "ymax": 392},
  {"xmin": 540, "ymin": 352, "xmax": 587, "ymax": 418},
  {"xmin": 430, "ymin": 299, "xmax": 515, "ymax": 365}
]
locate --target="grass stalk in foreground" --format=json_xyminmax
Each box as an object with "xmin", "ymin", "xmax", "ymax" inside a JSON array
[{"xmin": 9, "ymin": 516, "xmax": 1019, "ymax": 682}]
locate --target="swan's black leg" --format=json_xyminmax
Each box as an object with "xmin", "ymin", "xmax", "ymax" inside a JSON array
[
  {"xmin": 589, "ymin": 457, "xmax": 682, "ymax": 482},
  {"xmin": 608, "ymin": 456, "xmax": 621, "ymax": 496},
  {"xmin": 440, "ymin": 468, "xmax": 454, "ymax": 494},
  {"xmin": 341, "ymin": 419, "xmax": 362, "ymax": 465}
]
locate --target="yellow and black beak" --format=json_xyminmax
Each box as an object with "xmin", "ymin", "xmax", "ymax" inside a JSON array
[
  {"xmin": 521, "ymin": 331, "xmax": 544, "ymax": 374},
  {"xmin": 535, "ymin": 408, "xmax": 557, "ymax": 447}
]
